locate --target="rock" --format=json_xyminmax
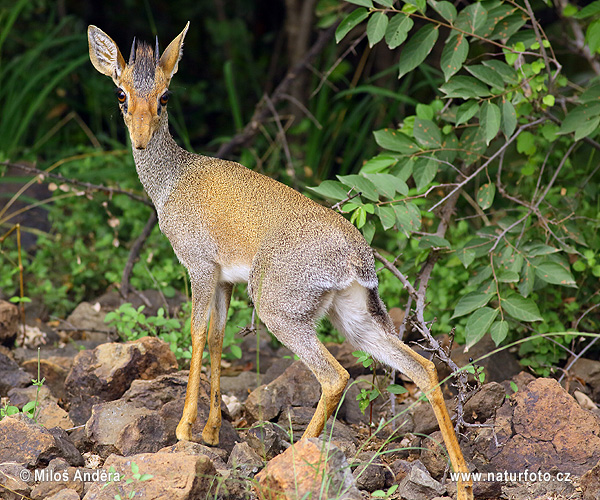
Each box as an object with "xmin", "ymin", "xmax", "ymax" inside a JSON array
[
  {"xmin": 228, "ymin": 442, "xmax": 264, "ymax": 478},
  {"xmin": 46, "ymin": 489, "xmax": 82, "ymax": 500},
  {"xmin": 0, "ymin": 300, "xmax": 19, "ymax": 345},
  {"xmin": 159, "ymin": 440, "xmax": 229, "ymax": 474},
  {"xmin": 337, "ymin": 376, "xmax": 386, "ymax": 427},
  {"xmin": 0, "ymin": 351, "xmax": 32, "ymax": 396},
  {"xmin": 220, "ymin": 371, "xmax": 262, "ymax": 401},
  {"xmin": 412, "ymin": 398, "xmax": 456, "ymax": 435},
  {"xmin": 8, "ymin": 386, "xmax": 75, "ymax": 430},
  {"xmin": 21, "ymin": 358, "xmax": 69, "ymax": 401},
  {"xmin": 475, "ymin": 377, "xmax": 600, "ymax": 476},
  {"xmin": 255, "ymin": 438, "xmax": 361, "ymax": 500},
  {"xmin": 450, "ymin": 335, "xmax": 521, "ymax": 384},
  {"xmin": 65, "ymin": 301, "xmax": 113, "ymax": 342},
  {"xmin": 0, "ymin": 413, "xmax": 83, "ymax": 467},
  {"xmin": 0, "ymin": 462, "xmax": 31, "ymax": 500},
  {"xmin": 29, "ymin": 458, "xmax": 84, "ymax": 500},
  {"xmin": 397, "ymin": 459, "xmax": 446, "ymax": 500},
  {"xmin": 420, "ymin": 430, "xmax": 447, "ymax": 479},
  {"xmin": 463, "ymin": 382, "xmax": 506, "ymax": 423},
  {"xmin": 581, "ymin": 459, "xmax": 600, "ymax": 500},
  {"xmin": 351, "ymin": 452, "xmax": 393, "ymax": 492},
  {"xmin": 85, "ymin": 400, "xmax": 168, "ymax": 457},
  {"xmin": 277, "ymin": 406, "xmax": 357, "ymax": 444},
  {"xmin": 245, "ymin": 361, "xmax": 322, "ymax": 423},
  {"xmin": 569, "ymin": 357, "xmax": 600, "ymax": 403},
  {"xmin": 245, "ymin": 421, "xmax": 289, "ymax": 460},
  {"xmin": 222, "ymin": 394, "xmax": 243, "ymax": 419},
  {"xmin": 82, "ymin": 452, "xmax": 218, "ymax": 500},
  {"xmin": 390, "ymin": 458, "xmax": 413, "ymax": 482},
  {"xmin": 65, "ymin": 337, "xmax": 178, "ymax": 424},
  {"xmin": 325, "ymin": 342, "xmax": 369, "ymax": 379}
]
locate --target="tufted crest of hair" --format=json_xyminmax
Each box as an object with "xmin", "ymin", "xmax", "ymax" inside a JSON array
[{"xmin": 131, "ymin": 42, "xmax": 158, "ymax": 95}]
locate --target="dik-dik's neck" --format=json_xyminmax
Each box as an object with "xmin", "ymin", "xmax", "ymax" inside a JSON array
[{"xmin": 131, "ymin": 113, "xmax": 187, "ymax": 212}]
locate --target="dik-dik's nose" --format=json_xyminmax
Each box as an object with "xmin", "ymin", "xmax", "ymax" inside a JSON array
[{"xmin": 129, "ymin": 110, "xmax": 154, "ymax": 150}]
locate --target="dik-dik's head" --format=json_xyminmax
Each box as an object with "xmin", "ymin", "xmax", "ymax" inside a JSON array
[{"xmin": 87, "ymin": 23, "xmax": 189, "ymax": 149}]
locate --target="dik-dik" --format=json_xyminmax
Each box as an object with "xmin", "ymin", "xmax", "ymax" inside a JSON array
[{"xmin": 88, "ymin": 23, "xmax": 472, "ymax": 499}]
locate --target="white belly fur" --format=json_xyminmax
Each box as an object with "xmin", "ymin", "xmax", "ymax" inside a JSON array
[{"xmin": 220, "ymin": 263, "xmax": 251, "ymax": 283}]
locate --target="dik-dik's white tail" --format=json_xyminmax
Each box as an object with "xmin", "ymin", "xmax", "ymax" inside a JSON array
[{"xmin": 87, "ymin": 23, "xmax": 473, "ymax": 500}]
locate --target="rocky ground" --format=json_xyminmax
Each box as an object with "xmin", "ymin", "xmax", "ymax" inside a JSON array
[{"xmin": 1, "ymin": 296, "xmax": 600, "ymax": 500}]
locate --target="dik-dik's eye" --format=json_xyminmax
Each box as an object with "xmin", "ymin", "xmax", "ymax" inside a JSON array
[
  {"xmin": 115, "ymin": 88, "xmax": 127, "ymax": 104},
  {"xmin": 159, "ymin": 91, "xmax": 171, "ymax": 106}
]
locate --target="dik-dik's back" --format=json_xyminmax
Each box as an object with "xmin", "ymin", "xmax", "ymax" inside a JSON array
[{"xmin": 88, "ymin": 22, "xmax": 473, "ymax": 500}]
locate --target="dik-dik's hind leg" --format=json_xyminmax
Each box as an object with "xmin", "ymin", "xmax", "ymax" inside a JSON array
[
  {"xmin": 176, "ymin": 272, "xmax": 218, "ymax": 442},
  {"xmin": 202, "ymin": 282, "xmax": 233, "ymax": 445},
  {"xmin": 261, "ymin": 317, "xmax": 350, "ymax": 439},
  {"xmin": 330, "ymin": 284, "xmax": 473, "ymax": 500}
]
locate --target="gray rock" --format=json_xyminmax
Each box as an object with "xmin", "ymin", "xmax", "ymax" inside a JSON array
[
  {"xmin": 0, "ymin": 300, "xmax": 19, "ymax": 346},
  {"xmin": 0, "ymin": 461, "xmax": 31, "ymax": 500},
  {"xmin": 463, "ymin": 382, "xmax": 506, "ymax": 423},
  {"xmin": 351, "ymin": 452, "xmax": 393, "ymax": 492},
  {"xmin": 245, "ymin": 361, "xmax": 322, "ymax": 423},
  {"xmin": 397, "ymin": 459, "xmax": 446, "ymax": 500},
  {"xmin": 0, "ymin": 413, "xmax": 83, "ymax": 467},
  {"xmin": 227, "ymin": 442, "xmax": 264, "ymax": 478},
  {"xmin": 0, "ymin": 351, "xmax": 31, "ymax": 396},
  {"xmin": 65, "ymin": 337, "xmax": 178, "ymax": 424},
  {"xmin": 245, "ymin": 421, "xmax": 289, "ymax": 460}
]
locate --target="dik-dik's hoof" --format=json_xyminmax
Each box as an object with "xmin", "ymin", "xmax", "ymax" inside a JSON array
[
  {"xmin": 201, "ymin": 426, "xmax": 220, "ymax": 447},
  {"xmin": 175, "ymin": 421, "xmax": 193, "ymax": 441}
]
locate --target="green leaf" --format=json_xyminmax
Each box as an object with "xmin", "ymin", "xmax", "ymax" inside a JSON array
[
  {"xmin": 497, "ymin": 270, "xmax": 520, "ymax": 282},
  {"xmin": 428, "ymin": 0, "xmax": 457, "ymax": 22},
  {"xmin": 414, "ymin": 118, "xmax": 442, "ymax": 148},
  {"xmin": 491, "ymin": 13, "xmax": 526, "ymax": 40},
  {"xmin": 479, "ymin": 4, "xmax": 517, "ymax": 38},
  {"xmin": 412, "ymin": 158, "xmax": 438, "ymax": 191},
  {"xmin": 480, "ymin": 101, "xmax": 501, "ymax": 145},
  {"xmin": 490, "ymin": 320, "xmax": 509, "ymax": 345},
  {"xmin": 459, "ymin": 125, "xmax": 487, "ymax": 165},
  {"xmin": 336, "ymin": 8, "xmax": 370, "ymax": 43},
  {"xmin": 440, "ymin": 76, "xmax": 490, "ymax": 99},
  {"xmin": 587, "ymin": 19, "xmax": 600, "ymax": 53},
  {"xmin": 456, "ymin": 101, "xmax": 479, "ymax": 126},
  {"xmin": 398, "ymin": 24, "xmax": 439, "ymax": 80},
  {"xmin": 525, "ymin": 243, "xmax": 560, "ymax": 257},
  {"xmin": 574, "ymin": 0, "xmax": 600, "ymax": 18},
  {"xmin": 477, "ymin": 182, "xmax": 495, "ymax": 209},
  {"xmin": 360, "ymin": 155, "xmax": 398, "ymax": 174},
  {"xmin": 387, "ymin": 383, "xmax": 408, "ymax": 394},
  {"xmin": 441, "ymin": 33, "xmax": 469, "ymax": 81},
  {"xmin": 418, "ymin": 234, "xmax": 451, "ymax": 249},
  {"xmin": 308, "ymin": 180, "xmax": 350, "ymax": 201},
  {"xmin": 482, "ymin": 59, "xmax": 519, "ymax": 85},
  {"xmin": 465, "ymin": 307, "xmax": 499, "ymax": 350},
  {"xmin": 465, "ymin": 65, "xmax": 505, "ymax": 89},
  {"xmin": 367, "ymin": 11, "xmax": 389, "ymax": 47},
  {"xmin": 374, "ymin": 128, "xmax": 420, "ymax": 154},
  {"xmin": 452, "ymin": 292, "xmax": 493, "ymax": 318},
  {"xmin": 517, "ymin": 131, "xmax": 536, "ymax": 156},
  {"xmin": 455, "ymin": 3, "xmax": 488, "ymax": 35},
  {"xmin": 364, "ymin": 173, "xmax": 409, "ymax": 197},
  {"xmin": 535, "ymin": 262, "xmax": 577, "ymax": 287},
  {"xmin": 518, "ymin": 262, "xmax": 535, "ymax": 298},
  {"xmin": 393, "ymin": 202, "xmax": 421, "ymax": 233},
  {"xmin": 385, "ymin": 14, "xmax": 414, "ymax": 49},
  {"xmin": 338, "ymin": 175, "xmax": 380, "ymax": 201},
  {"xmin": 501, "ymin": 98, "xmax": 517, "ymax": 137},
  {"xmin": 346, "ymin": 0, "xmax": 374, "ymax": 7},
  {"xmin": 501, "ymin": 294, "xmax": 543, "ymax": 322},
  {"xmin": 457, "ymin": 247, "xmax": 476, "ymax": 268},
  {"xmin": 376, "ymin": 205, "xmax": 397, "ymax": 230}
]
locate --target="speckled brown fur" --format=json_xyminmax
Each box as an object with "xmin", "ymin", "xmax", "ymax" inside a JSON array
[{"xmin": 88, "ymin": 23, "xmax": 472, "ymax": 499}]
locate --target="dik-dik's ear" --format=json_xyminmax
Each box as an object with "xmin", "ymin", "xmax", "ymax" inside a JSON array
[
  {"xmin": 88, "ymin": 25, "xmax": 126, "ymax": 85},
  {"xmin": 159, "ymin": 22, "xmax": 190, "ymax": 83}
]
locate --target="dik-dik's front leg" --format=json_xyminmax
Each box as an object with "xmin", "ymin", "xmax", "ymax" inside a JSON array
[
  {"xmin": 176, "ymin": 272, "xmax": 218, "ymax": 442},
  {"xmin": 201, "ymin": 282, "xmax": 232, "ymax": 445}
]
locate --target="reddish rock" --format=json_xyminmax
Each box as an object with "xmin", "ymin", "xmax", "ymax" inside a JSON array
[
  {"xmin": 82, "ymin": 452, "xmax": 218, "ymax": 500},
  {"xmin": 255, "ymin": 438, "xmax": 361, "ymax": 500},
  {"xmin": 0, "ymin": 300, "xmax": 19, "ymax": 345}
]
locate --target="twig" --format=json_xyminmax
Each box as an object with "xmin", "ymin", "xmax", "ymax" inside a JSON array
[
  {"xmin": 2, "ymin": 160, "xmax": 152, "ymax": 207},
  {"xmin": 216, "ymin": 23, "xmax": 338, "ymax": 158},
  {"xmin": 120, "ymin": 211, "xmax": 158, "ymax": 298},
  {"xmin": 429, "ymin": 118, "xmax": 546, "ymax": 213}
]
